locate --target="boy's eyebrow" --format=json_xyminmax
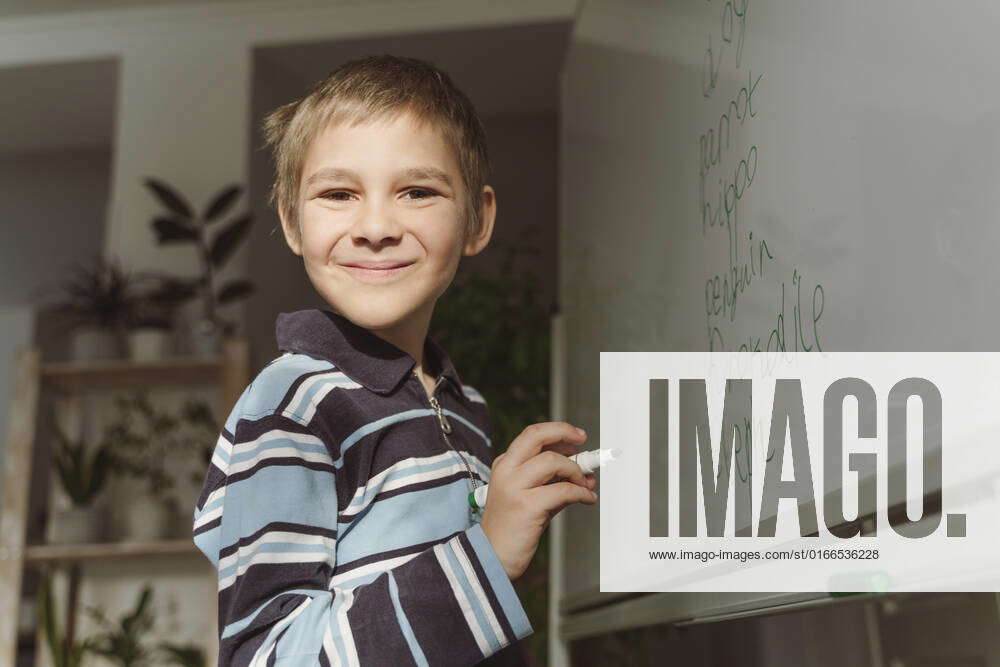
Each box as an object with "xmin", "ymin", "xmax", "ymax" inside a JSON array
[{"xmin": 304, "ymin": 166, "xmax": 453, "ymax": 188}]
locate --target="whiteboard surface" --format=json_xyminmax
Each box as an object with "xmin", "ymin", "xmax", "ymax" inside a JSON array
[{"xmin": 558, "ymin": 0, "xmax": 1000, "ymax": 615}]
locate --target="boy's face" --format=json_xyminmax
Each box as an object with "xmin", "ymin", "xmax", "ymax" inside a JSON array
[{"xmin": 281, "ymin": 110, "xmax": 494, "ymax": 333}]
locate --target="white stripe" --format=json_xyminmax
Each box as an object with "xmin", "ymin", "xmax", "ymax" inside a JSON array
[
  {"xmin": 216, "ymin": 433, "xmax": 234, "ymax": 457},
  {"xmin": 283, "ymin": 370, "xmax": 361, "ymax": 424},
  {"xmin": 219, "ymin": 530, "xmax": 337, "ymax": 572},
  {"xmin": 218, "ymin": 531, "xmax": 337, "ymax": 590},
  {"xmin": 249, "ymin": 596, "xmax": 312, "ymax": 667},
  {"xmin": 193, "ymin": 504, "xmax": 223, "ymax": 530},
  {"xmin": 322, "ymin": 625, "xmax": 337, "ymax": 663},
  {"xmin": 327, "ymin": 552, "xmax": 421, "ymax": 588},
  {"xmin": 333, "ymin": 587, "xmax": 361, "ymax": 666},
  {"xmin": 227, "ymin": 429, "xmax": 331, "ymax": 476},
  {"xmin": 462, "ymin": 385, "xmax": 486, "ymax": 403},
  {"xmin": 200, "ymin": 485, "xmax": 227, "ymax": 513},
  {"xmin": 220, "ymin": 551, "xmax": 334, "ymax": 591},
  {"xmin": 433, "ymin": 543, "xmax": 490, "ymax": 655},
  {"xmin": 449, "ymin": 539, "xmax": 506, "ymax": 647},
  {"xmin": 342, "ymin": 452, "xmax": 491, "ymax": 516}
]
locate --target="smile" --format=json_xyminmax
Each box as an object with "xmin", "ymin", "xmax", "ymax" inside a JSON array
[{"xmin": 340, "ymin": 262, "xmax": 414, "ymax": 282}]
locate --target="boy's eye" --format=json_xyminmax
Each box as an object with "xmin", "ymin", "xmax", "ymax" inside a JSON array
[
  {"xmin": 404, "ymin": 189, "xmax": 436, "ymax": 200},
  {"xmin": 319, "ymin": 190, "xmax": 353, "ymax": 201}
]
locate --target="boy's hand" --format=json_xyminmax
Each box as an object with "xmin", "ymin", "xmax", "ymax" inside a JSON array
[{"xmin": 479, "ymin": 422, "xmax": 598, "ymax": 581}]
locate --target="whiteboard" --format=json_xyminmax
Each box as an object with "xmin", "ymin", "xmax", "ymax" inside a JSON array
[{"xmin": 557, "ymin": 0, "xmax": 1000, "ymax": 619}]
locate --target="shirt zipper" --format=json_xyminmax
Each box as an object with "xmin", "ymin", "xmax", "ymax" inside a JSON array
[{"xmin": 416, "ymin": 370, "xmax": 482, "ymax": 518}]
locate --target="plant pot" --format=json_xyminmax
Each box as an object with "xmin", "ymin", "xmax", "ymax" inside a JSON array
[
  {"xmin": 120, "ymin": 494, "xmax": 174, "ymax": 542},
  {"xmin": 189, "ymin": 318, "xmax": 222, "ymax": 357},
  {"xmin": 46, "ymin": 506, "xmax": 104, "ymax": 544},
  {"xmin": 128, "ymin": 327, "xmax": 173, "ymax": 361},
  {"xmin": 70, "ymin": 326, "xmax": 125, "ymax": 362}
]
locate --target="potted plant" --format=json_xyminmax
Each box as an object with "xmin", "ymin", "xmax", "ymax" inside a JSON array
[
  {"xmin": 52, "ymin": 255, "xmax": 143, "ymax": 361},
  {"xmin": 125, "ymin": 272, "xmax": 196, "ymax": 362},
  {"xmin": 46, "ymin": 422, "xmax": 112, "ymax": 544},
  {"xmin": 145, "ymin": 178, "xmax": 256, "ymax": 356},
  {"xmin": 85, "ymin": 584, "xmax": 156, "ymax": 667},
  {"xmin": 37, "ymin": 571, "xmax": 95, "ymax": 667},
  {"xmin": 102, "ymin": 391, "xmax": 218, "ymax": 541}
]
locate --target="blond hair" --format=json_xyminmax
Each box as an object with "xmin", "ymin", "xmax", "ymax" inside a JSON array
[{"xmin": 261, "ymin": 54, "xmax": 492, "ymax": 245}]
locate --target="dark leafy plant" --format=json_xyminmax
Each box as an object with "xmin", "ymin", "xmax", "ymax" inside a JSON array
[
  {"xmin": 145, "ymin": 178, "xmax": 256, "ymax": 336},
  {"xmin": 46, "ymin": 253, "xmax": 189, "ymax": 335},
  {"xmin": 431, "ymin": 239, "xmax": 552, "ymax": 663},
  {"xmin": 53, "ymin": 423, "xmax": 112, "ymax": 507},
  {"xmin": 37, "ymin": 571, "xmax": 94, "ymax": 667},
  {"xmin": 101, "ymin": 391, "xmax": 218, "ymax": 513},
  {"xmin": 84, "ymin": 584, "xmax": 156, "ymax": 667},
  {"xmin": 158, "ymin": 642, "xmax": 205, "ymax": 667},
  {"xmin": 51, "ymin": 255, "xmax": 144, "ymax": 334}
]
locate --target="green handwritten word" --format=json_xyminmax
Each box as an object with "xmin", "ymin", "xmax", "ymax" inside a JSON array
[
  {"xmin": 707, "ymin": 268, "xmax": 825, "ymax": 353},
  {"xmin": 705, "ymin": 231, "xmax": 774, "ymax": 325},
  {"xmin": 702, "ymin": 0, "xmax": 751, "ymax": 98},
  {"xmin": 701, "ymin": 144, "xmax": 758, "ymax": 238},
  {"xmin": 699, "ymin": 69, "xmax": 762, "ymax": 182}
]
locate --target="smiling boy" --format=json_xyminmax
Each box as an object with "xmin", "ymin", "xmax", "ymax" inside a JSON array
[{"xmin": 193, "ymin": 54, "xmax": 596, "ymax": 666}]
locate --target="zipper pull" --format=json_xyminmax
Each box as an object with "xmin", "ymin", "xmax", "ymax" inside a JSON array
[{"xmin": 428, "ymin": 395, "xmax": 452, "ymax": 433}]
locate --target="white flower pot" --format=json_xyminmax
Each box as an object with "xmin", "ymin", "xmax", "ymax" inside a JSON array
[
  {"xmin": 128, "ymin": 328, "xmax": 173, "ymax": 361},
  {"xmin": 190, "ymin": 318, "xmax": 222, "ymax": 357},
  {"xmin": 46, "ymin": 506, "xmax": 103, "ymax": 544},
  {"xmin": 120, "ymin": 494, "xmax": 173, "ymax": 542},
  {"xmin": 70, "ymin": 326, "xmax": 123, "ymax": 362}
]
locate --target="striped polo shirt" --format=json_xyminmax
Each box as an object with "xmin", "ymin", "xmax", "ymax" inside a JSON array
[{"xmin": 192, "ymin": 307, "xmax": 532, "ymax": 665}]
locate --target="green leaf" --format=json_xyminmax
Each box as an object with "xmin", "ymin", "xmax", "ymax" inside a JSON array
[
  {"xmin": 216, "ymin": 279, "xmax": 254, "ymax": 304},
  {"xmin": 144, "ymin": 178, "xmax": 194, "ymax": 220},
  {"xmin": 209, "ymin": 214, "xmax": 252, "ymax": 267},
  {"xmin": 203, "ymin": 185, "xmax": 242, "ymax": 222},
  {"xmin": 152, "ymin": 217, "xmax": 199, "ymax": 244}
]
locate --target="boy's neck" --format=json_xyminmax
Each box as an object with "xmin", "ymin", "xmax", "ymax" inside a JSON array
[{"xmin": 362, "ymin": 302, "xmax": 436, "ymax": 388}]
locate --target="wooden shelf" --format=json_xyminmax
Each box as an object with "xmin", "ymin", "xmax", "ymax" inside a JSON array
[
  {"xmin": 41, "ymin": 354, "xmax": 226, "ymax": 392},
  {"xmin": 24, "ymin": 539, "xmax": 202, "ymax": 565}
]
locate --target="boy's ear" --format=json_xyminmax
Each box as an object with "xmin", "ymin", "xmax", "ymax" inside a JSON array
[
  {"xmin": 278, "ymin": 206, "xmax": 303, "ymax": 256},
  {"xmin": 463, "ymin": 185, "xmax": 496, "ymax": 256}
]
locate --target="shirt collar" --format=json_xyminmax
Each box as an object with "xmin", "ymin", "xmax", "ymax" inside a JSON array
[{"xmin": 275, "ymin": 307, "xmax": 465, "ymax": 398}]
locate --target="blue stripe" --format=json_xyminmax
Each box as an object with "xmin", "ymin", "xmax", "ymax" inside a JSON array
[
  {"xmin": 442, "ymin": 539, "xmax": 500, "ymax": 651},
  {"xmin": 222, "ymin": 466, "xmax": 338, "ymax": 549},
  {"xmin": 342, "ymin": 455, "xmax": 468, "ymax": 511},
  {"xmin": 327, "ymin": 588, "xmax": 354, "ymax": 664},
  {"xmin": 218, "ymin": 540, "xmax": 334, "ymax": 581},
  {"xmin": 282, "ymin": 372, "xmax": 358, "ymax": 424},
  {"xmin": 466, "ymin": 523, "xmax": 533, "ymax": 640},
  {"xmin": 443, "ymin": 410, "xmax": 491, "ymax": 448},
  {"xmin": 335, "ymin": 479, "xmax": 468, "ymax": 563},
  {"xmin": 210, "ymin": 441, "xmax": 232, "ymax": 466},
  {"xmin": 387, "ymin": 571, "xmax": 429, "ymax": 666},
  {"xmin": 229, "ymin": 435, "xmax": 330, "ymax": 466},
  {"xmin": 243, "ymin": 355, "xmax": 337, "ymax": 421},
  {"xmin": 335, "ymin": 409, "xmax": 432, "ymax": 467}
]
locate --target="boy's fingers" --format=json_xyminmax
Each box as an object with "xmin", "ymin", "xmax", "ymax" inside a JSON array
[
  {"xmin": 538, "ymin": 442, "xmax": 584, "ymax": 459},
  {"xmin": 518, "ymin": 451, "xmax": 587, "ymax": 488},
  {"xmin": 530, "ymin": 481, "xmax": 598, "ymax": 515},
  {"xmin": 504, "ymin": 422, "xmax": 587, "ymax": 467}
]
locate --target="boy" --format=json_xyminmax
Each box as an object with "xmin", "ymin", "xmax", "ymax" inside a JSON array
[{"xmin": 193, "ymin": 54, "xmax": 597, "ymax": 666}]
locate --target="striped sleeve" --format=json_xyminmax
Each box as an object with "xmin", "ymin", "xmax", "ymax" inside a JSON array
[{"xmin": 192, "ymin": 387, "xmax": 532, "ymax": 666}]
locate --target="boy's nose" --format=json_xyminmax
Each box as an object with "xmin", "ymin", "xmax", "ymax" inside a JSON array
[{"xmin": 351, "ymin": 203, "xmax": 404, "ymax": 246}]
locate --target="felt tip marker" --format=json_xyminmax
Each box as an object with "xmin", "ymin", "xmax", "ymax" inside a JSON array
[{"xmin": 468, "ymin": 448, "xmax": 621, "ymax": 511}]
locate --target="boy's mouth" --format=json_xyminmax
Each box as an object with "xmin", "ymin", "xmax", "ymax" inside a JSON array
[{"xmin": 340, "ymin": 261, "xmax": 415, "ymax": 281}]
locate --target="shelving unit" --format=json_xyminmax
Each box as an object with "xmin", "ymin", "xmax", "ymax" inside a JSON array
[{"xmin": 0, "ymin": 338, "xmax": 249, "ymax": 666}]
